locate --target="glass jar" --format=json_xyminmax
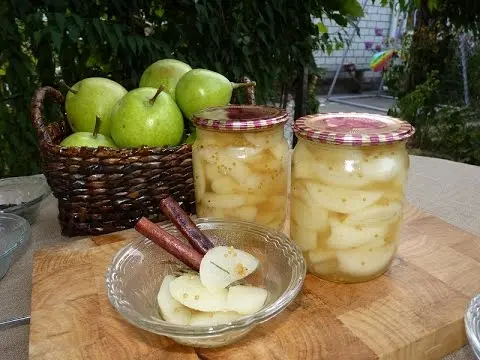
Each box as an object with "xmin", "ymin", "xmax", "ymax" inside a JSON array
[
  {"xmin": 291, "ymin": 113, "xmax": 415, "ymax": 283},
  {"xmin": 191, "ymin": 105, "xmax": 289, "ymax": 230}
]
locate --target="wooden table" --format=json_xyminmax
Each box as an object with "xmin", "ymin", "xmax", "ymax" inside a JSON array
[{"xmin": 0, "ymin": 155, "xmax": 479, "ymax": 360}]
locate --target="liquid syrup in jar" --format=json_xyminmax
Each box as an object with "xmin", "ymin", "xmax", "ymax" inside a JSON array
[
  {"xmin": 291, "ymin": 113, "xmax": 415, "ymax": 283},
  {"xmin": 192, "ymin": 105, "xmax": 289, "ymax": 230}
]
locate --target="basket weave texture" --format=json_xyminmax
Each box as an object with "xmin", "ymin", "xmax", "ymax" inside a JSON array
[{"xmin": 31, "ymin": 81, "xmax": 255, "ymax": 237}]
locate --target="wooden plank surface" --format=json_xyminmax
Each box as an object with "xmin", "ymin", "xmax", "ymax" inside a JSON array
[{"xmin": 28, "ymin": 203, "xmax": 479, "ymax": 360}]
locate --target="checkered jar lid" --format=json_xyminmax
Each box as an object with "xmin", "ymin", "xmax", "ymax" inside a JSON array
[
  {"xmin": 192, "ymin": 105, "xmax": 288, "ymax": 132},
  {"xmin": 293, "ymin": 112, "xmax": 415, "ymax": 146}
]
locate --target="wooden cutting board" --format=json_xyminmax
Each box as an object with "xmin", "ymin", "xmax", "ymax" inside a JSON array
[{"xmin": 29, "ymin": 203, "xmax": 480, "ymax": 360}]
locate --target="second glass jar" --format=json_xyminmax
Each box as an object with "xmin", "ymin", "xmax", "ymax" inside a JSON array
[
  {"xmin": 192, "ymin": 105, "xmax": 289, "ymax": 230},
  {"xmin": 291, "ymin": 112, "xmax": 415, "ymax": 284}
]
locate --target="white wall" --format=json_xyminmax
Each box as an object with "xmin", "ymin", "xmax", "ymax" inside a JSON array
[{"xmin": 314, "ymin": 3, "xmax": 399, "ymax": 80}]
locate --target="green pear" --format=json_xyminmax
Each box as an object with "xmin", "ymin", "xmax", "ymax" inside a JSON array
[
  {"xmin": 110, "ymin": 86, "xmax": 184, "ymax": 148},
  {"xmin": 63, "ymin": 77, "xmax": 127, "ymax": 136},
  {"xmin": 60, "ymin": 116, "xmax": 118, "ymax": 148},
  {"xmin": 139, "ymin": 59, "xmax": 192, "ymax": 101},
  {"xmin": 175, "ymin": 69, "xmax": 256, "ymax": 120},
  {"xmin": 185, "ymin": 130, "xmax": 196, "ymax": 145}
]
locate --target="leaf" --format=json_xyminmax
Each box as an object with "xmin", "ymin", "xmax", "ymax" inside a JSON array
[
  {"xmin": 33, "ymin": 30, "xmax": 43, "ymax": 45},
  {"xmin": 331, "ymin": 13, "xmax": 349, "ymax": 27},
  {"xmin": 317, "ymin": 22, "xmax": 328, "ymax": 33},
  {"xmin": 155, "ymin": 7, "xmax": 164, "ymax": 17},
  {"xmin": 92, "ymin": 18, "xmax": 103, "ymax": 40},
  {"xmin": 72, "ymin": 14, "xmax": 84, "ymax": 30},
  {"xmin": 135, "ymin": 36, "xmax": 144, "ymax": 53},
  {"xmin": 127, "ymin": 36, "xmax": 136, "ymax": 54},
  {"xmin": 342, "ymin": 0, "xmax": 364, "ymax": 18},
  {"xmin": 50, "ymin": 29, "xmax": 62, "ymax": 51},
  {"xmin": 54, "ymin": 13, "xmax": 65, "ymax": 34},
  {"xmin": 103, "ymin": 25, "xmax": 118, "ymax": 53},
  {"xmin": 113, "ymin": 24, "xmax": 125, "ymax": 47},
  {"xmin": 427, "ymin": 0, "xmax": 438, "ymax": 11},
  {"xmin": 258, "ymin": 28, "xmax": 267, "ymax": 45}
]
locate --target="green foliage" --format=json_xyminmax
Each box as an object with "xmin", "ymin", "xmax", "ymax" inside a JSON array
[
  {"xmin": 0, "ymin": 0, "xmax": 362, "ymax": 178},
  {"xmin": 383, "ymin": 0, "xmax": 480, "ymax": 166},
  {"xmin": 388, "ymin": 71, "xmax": 480, "ymax": 166}
]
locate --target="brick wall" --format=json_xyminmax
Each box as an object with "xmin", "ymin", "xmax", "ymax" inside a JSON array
[{"xmin": 314, "ymin": 4, "xmax": 396, "ymax": 80}]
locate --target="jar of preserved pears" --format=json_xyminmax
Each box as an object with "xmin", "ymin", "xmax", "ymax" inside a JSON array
[
  {"xmin": 291, "ymin": 113, "xmax": 415, "ymax": 283},
  {"xmin": 191, "ymin": 105, "xmax": 289, "ymax": 230}
]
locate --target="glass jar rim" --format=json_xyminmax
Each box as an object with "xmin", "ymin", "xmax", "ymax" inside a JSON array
[
  {"xmin": 192, "ymin": 105, "xmax": 288, "ymax": 132},
  {"xmin": 293, "ymin": 112, "xmax": 415, "ymax": 146}
]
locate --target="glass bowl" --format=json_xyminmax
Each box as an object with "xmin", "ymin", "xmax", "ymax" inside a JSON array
[
  {"xmin": 465, "ymin": 293, "xmax": 480, "ymax": 359},
  {"xmin": 106, "ymin": 218, "xmax": 306, "ymax": 348},
  {"xmin": 0, "ymin": 174, "xmax": 51, "ymax": 224},
  {"xmin": 0, "ymin": 213, "xmax": 31, "ymax": 279}
]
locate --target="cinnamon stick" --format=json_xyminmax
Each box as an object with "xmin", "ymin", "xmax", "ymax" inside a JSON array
[
  {"xmin": 135, "ymin": 217, "xmax": 202, "ymax": 271},
  {"xmin": 159, "ymin": 196, "xmax": 215, "ymax": 255}
]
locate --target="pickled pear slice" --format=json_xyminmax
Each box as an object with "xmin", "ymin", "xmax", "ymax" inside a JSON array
[
  {"xmin": 344, "ymin": 201, "xmax": 403, "ymax": 225},
  {"xmin": 202, "ymin": 193, "xmax": 247, "ymax": 209},
  {"xmin": 169, "ymin": 275, "xmax": 229, "ymax": 312},
  {"xmin": 157, "ymin": 275, "xmax": 192, "ymax": 325},
  {"xmin": 211, "ymin": 176, "xmax": 242, "ymax": 194},
  {"xmin": 256, "ymin": 210, "xmax": 279, "ymax": 225},
  {"xmin": 244, "ymin": 129, "xmax": 283, "ymax": 148},
  {"xmin": 293, "ymin": 142, "xmax": 315, "ymax": 163},
  {"xmin": 327, "ymin": 219, "xmax": 389, "ymax": 250},
  {"xmin": 199, "ymin": 246, "xmax": 260, "ymax": 291},
  {"xmin": 201, "ymin": 149, "xmax": 260, "ymax": 189},
  {"xmin": 224, "ymin": 146, "xmax": 263, "ymax": 160},
  {"xmin": 189, "ymin": 311, "xmax": 243, "ymax": 326},
  {"xmin": 292, "ymin": 161, "xmax": 317, "ymax": 181},
  {"xmin": 226, "ymin": 285, "xmax": 268, "ymax": 315},
  {"xmin": 268, "ymin": 195, "xmax": 287, "ymax": 210},
  {"xmin": 225, "ymin": 205, "xmax": 257, "ymax": 222},
  {"xmin": 291, "ymin": 198, "xmax": 328, "ymax": 231},
  {"xmin": 270, "ymin": 141, "xmax": 289, "ymax": 160},
  {"xmin": 305, "ymin": 183, "xmax": 384, "ymax": 214},
  {"xmin": 204, "ymin": 163, "xmax": 222, "ymax": 182},
  {"xmin": 290, "ymin": 223, "xmax": 317, "ymax": 251},
  {"xmin": 245, "ymin": 194, "xmax": 268, "ymax": 205},
  {"xmin": 193, "ymin": 156, "xmax": 206, "ymax": 201},
  {"xmin": 293, "ymin": 160, "xmax": 370, "ymax": 189},
  {"xmin": 337, "ymin": 242, "xmax": 396, "ymax": 277},
  {"xmin": 362, "ymin": 151, "xmax": 406, "ymax": 182},
  {"xmin": 265, "ymin": 214, "xmax": 285, "ymax": 229},
  {"xmin": 293, "ymin": 143, "xmax": 369, "ymax": 188},
  {"xmin": 312, "ymin": 161, "xmax": 371, "ymax": 189},
  {"xmin": 308, "ymin": 249, "xmax": 336, "ymax": 264},
  {"xmin": 249, "ymin": 157, "xmax": 283, "ymax": 173}
]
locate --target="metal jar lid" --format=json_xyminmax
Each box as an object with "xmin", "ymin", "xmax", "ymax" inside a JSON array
[
  {"xmin": 293, "ymin": 112, "xmax": 415, "ymax": 146},
  {"xmin": 192, "ymin": 105, "xmax": 288, "ymax": 132}
]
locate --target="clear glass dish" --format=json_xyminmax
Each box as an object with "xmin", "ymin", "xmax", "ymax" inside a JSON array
[
  {"xmin": 0, "ymin": 174, "xmax": 51, "ymax": 224},
  {"xmin": 465, "ymin": 293, "xmax": 480, "ymax": 359},
  {"xmin": 0, "ymin": 213, "xmax": 31, "ymax": 279},
  {"xmin": 106, "ymin": 218, "xmax": 306, "ymax": 348}
]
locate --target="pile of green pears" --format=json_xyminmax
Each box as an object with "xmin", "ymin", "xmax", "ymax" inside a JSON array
[{"xmin": 60, "ymin": 59, "xmax": 255, "ymax": 149}]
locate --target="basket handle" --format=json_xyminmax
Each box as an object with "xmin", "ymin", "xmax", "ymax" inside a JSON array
[
  {"xmin": 30, "ymin": 86, "xmax": 66, "ymax": 145},
  {"xmin": 240, "ymin": 76, "xmax": 256, "ymax": 105}
]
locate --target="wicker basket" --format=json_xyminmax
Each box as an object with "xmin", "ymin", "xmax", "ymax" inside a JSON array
[{"xmin": 30, "ymin": 79, "xmax": 255, "ymax": 237}]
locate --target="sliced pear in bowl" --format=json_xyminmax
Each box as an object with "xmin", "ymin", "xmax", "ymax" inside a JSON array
[
  {"xmin": 199, "ymin": 246, "xmax": 260, "ymax": 291},
  {"xmin": 157, "ymin": 275, "xmax": 193, "ymax": 325},
  {"xmin": 169, "ymin": 274, "xmax": 229, "ymax": 312},
  {"xmin": 189, "ymin": 311, "xmax": 243, "ymax": 326},
  {"xmin": 226, "ymin": 285, "xmax": 269, "ymax": 315}
]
